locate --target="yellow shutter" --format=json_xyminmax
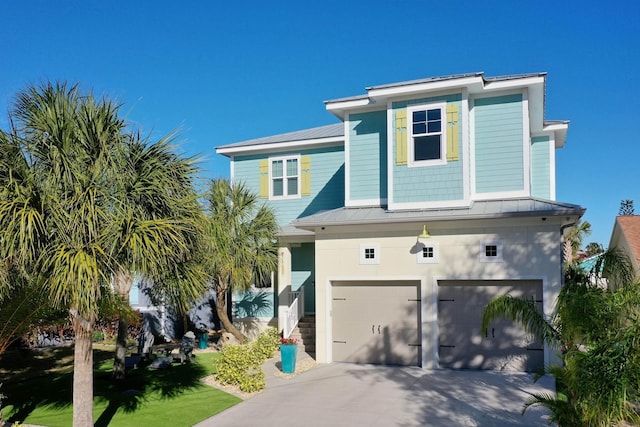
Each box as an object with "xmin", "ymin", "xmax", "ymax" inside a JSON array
[
  {"xmin": 446, "ymin": 103, "xmax": 459, "ymax": 161},
  {"xmin": 259, "ymin": 159, "xmax": 269, "ymax": 198},
  {"xmin": 301, "ymin": 155, "xmax": 311, "ymax": 196},
  {"xmin": 395, "ymin": 109, "xmax": 407, "ymax": 165}
]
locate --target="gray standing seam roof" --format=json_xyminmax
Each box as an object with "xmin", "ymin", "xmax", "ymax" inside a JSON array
[
  {"xmin": 217, "ymin": 123, "xmax": 344, "ymax": 151},
  {"xmin": 290, "ymin": 198, "xmax": 584, "ymax": 229}
]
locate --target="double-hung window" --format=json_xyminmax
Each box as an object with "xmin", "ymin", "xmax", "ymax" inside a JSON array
[
  {"xmin": 408, "ymin": 103, "xmax": 447, "ymax": 166},
  {"xmin": 270, "ymin": 156, "xmax": 300, "ymax": 199}
]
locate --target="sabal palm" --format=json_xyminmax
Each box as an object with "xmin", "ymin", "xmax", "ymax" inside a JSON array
[
  {"xmin": 109, "ymin": 132, "xmax": 207, "ymax": 379},
  {"xmin": 0, "ymin": 82, "xmax": 206, "ymax": 426},
  {"xmin": 203, "ymin": 179, "xmax": 278, "ymax": 342},
  {"xmin": 482, "ymin": 249, "xmax": 640, "ymax": 426}
]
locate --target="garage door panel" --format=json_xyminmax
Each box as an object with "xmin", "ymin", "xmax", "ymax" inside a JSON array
[
  {"xmin": 332, "ymin": 282, "xmax": 420, "ymax": 366},
  {"xmin": 438, "ymin": 280, "xmax": 543, "ymax": 372}
]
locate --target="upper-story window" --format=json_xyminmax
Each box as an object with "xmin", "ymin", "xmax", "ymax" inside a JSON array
[
  {"xmin": 270, "ymin": 156, "xmax": 300, "ymax": 199},
  {"xmin": 408, "ymin": 103, "xmax": 447, "ymax": 167}
]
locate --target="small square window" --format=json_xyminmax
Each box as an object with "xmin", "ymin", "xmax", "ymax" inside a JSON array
[
  {"xmin": 417, "ymin": 242, "xmax": 439, "ymax": 264},
  {"xmin": 480, "ymin": 241, "xmax": 503, "ymax": 262},
  {"xmin": 485, "ymin": 245, "xmax": 498, "ymax": 257},
  {"xmin": 360, "ymin": 243, "xmax": 380, "ymax": 265}
]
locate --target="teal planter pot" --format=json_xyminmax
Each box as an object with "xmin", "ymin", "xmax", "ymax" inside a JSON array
[
  {"xmin": 280, "ymin": 344, "xmax": 297, "ymax": 373},
  {"xmin": 198, "ymin": 332, "xmax": 208, "ymax": 349}
]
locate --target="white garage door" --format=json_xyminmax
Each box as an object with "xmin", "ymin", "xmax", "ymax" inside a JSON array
[
  {"xmin": 438, "ymin": 280, "xmax": 544, "ymax": 372},
  {"xmin": 332, "ymin": 281, "xmax": 421, "ymax": 366}
]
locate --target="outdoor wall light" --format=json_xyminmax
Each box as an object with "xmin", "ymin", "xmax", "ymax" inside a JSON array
[{"xmin": 418, "ymin": 225, "xmax": 430, "ymax": 240}]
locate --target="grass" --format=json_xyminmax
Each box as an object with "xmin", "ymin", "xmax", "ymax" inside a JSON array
[{"xmin": 0, "ymin": 345, "xmax": 242, "ymax": 426}]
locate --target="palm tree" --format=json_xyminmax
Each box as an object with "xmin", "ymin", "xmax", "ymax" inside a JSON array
[
  {"xmin": 109, "ymin": 132, "xmax": 207, "ymax": 380},
  {"xmin": 482, "ymin": 249, "xmax": 640, "ymax": 426},
  {"xmin": 563, "ymin": 220, "xmax": 592, "ymax": 264},
  {"xmin": 202, "ymin": 179, "xmax": 278, "ymax": 342},
  {"xmin": 0, "ymin": 82, "xmax": 207, "ymax": 426}
]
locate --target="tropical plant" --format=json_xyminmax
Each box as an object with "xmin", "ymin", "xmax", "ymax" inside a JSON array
[
  {"xmin": 584, "ymin": 242, "xmax": 604, "ymax": 257},
  {"xmin": 202, "ymin": 179, "xmax": 278, "ymax": 342},
  {"xmin": 108, "ymin": 131, "xmax": 207, "ymax": 380},
  {"xmin": 0, "ymin": 81, "xmax": 207, "ymax": 426},
  {"xmin": 482, "ymin": 249, "xmax": 640, "ymax": 426},
  {"xmin": 563, "ymin": 220, "xmax": 591, "ymax": 264}
]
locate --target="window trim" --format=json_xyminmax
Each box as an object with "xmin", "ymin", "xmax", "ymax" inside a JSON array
[
  {"xmin": 407, "ymin": 102, "xmax": 448, "ymax": 167},
  {"xmin": 359, "ymin": 243, "xmax": 380, "ymax": 265},
  {"xmin": 269, "ymin": 155, "xmax": 301, "ymax": 200},
  {"xmin": 416, "ymin": 241, "xmax": 439, "ymax": 264},
  {"xmin": 479, "ymin": 240, "xmax": 504, "ymax": 263}
]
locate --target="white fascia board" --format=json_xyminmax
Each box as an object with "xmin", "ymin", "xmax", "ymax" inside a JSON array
[
  {"xmin": 216, "ymin": 136, "xmax": 344, "ymax": 156},
  {"xmin": 542, "ymin": 123, "xmax": 568, "ymax": 148},
  {"xmin": 367, "ymin": 76, "xmax": 484, "ymax": 100},
  {"xmin": 482, "ymin": 76, "xmax": 545, "ymax": 92},
  {"xmin": 387, "ymin": 199, "xmax": 471, "ymax": 211},
  {"xmin": 325, "ymin": 98, "xmax": 374, "ymax": 119}
]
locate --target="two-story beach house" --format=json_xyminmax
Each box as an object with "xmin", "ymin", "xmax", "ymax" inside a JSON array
[{"xmin": 216, "ymin": 72, "xmax": 585, "ymax": 372}]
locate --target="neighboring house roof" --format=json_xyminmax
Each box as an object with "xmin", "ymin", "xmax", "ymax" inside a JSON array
[
  {"xmin": 290, "ymin": 198, "xmax": 584, "ymax": 229},
  {"xmin": 217, "ymin": 123, "xmax": 344, "ymax": 155},
  {"xmin": 610, "ymin": 215, "xmax": 640, "ymax": 268}
]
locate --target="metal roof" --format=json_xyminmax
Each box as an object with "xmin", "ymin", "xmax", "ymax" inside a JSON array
[
  {"xmin": 217, "ymin": 123, "xmax": 344, "ymax": 151},
  {"xmin": 291, "ymin": 198, "xmax": 585, "ymax": 229}
]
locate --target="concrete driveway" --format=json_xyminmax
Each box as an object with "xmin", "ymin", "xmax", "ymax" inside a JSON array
[{"xmin": 195, "ymin": 354, "xmax": 554, "ymax": 427}]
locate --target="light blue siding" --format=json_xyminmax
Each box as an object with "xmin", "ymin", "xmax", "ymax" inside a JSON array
[
  {"xmin": 392, "ymin": 94, "xmax": 464, "ymax": 203},
  {"xmin": 291, "ymin": 243, "xmax": 315, "ymax": 313},
  {"xmin": 349, "ymin": 111, "xmax": 387, "ymax": 201},
  {"xmin": 531, "ymin": 136, "xmax": 551, "ymax": 199},
  {"xmin": 234, "ymin": 145, "xmax": 344, "ymax": 225},
  {"xmin": 233, "ymin": 290, "xmax": 275, "ymax": 318},
  {"xmin": 474, "ymin": 94, "xmax": 524, "ymax": 193}
]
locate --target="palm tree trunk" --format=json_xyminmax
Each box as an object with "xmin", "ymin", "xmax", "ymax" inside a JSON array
[
  {"xmin": 71, "ymin": 312, "xmax": 94, "ymax": 427},
  {"xmin": 112, "ymin": 269, "xmax": 133, "ymax": 380},
  {"xmin": 215, "ymin": 287, "xmax": 246, "ymax": 342}
]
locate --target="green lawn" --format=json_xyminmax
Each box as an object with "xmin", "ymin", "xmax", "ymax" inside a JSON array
[{"xmin": 0, "ymin": 346, "xmax": 241, "ymax": 427}]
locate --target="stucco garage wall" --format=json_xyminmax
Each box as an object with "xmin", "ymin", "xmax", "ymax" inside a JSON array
[{"xmin": 313, "ymin": 218, "xmax": 562, "ymax": 369}]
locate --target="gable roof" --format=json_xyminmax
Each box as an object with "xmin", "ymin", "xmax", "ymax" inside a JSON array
[
  {"xmin": 611, "ymin": 215, "xmax": 640, "ymax": 265},
  {"xmin": 217, "ymin": 123, "xmax": 344, "ymax": 155},
  {"xmin": 290, "ymin": 198, "xmax": 584, "ymax": 229}
]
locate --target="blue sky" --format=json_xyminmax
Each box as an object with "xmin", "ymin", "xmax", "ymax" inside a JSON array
[{"xmin": 1, "ymin": 0, "xmax": 638, "ymax": 247}]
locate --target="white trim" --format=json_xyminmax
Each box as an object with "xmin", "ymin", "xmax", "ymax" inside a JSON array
[
  {"xmin": 325, "ymin": 275, "xmax": 427, "ymax": 367},
  {"xmin": 469, "ymin": 96, "xmax": 477, "ymax": 198},
  {"xmin": 479, "ymin": 240, "xmax": 504, "ymax": 262},
  {"xmin": 344, "ymin": 113, "xmax": 351, "ymax": 204},
  {"xmin": 216, "ymin": 136, "xmax": 344, "ymax": 156},
  {"xmin": 484, "ymin": 76, "xmax": 545, "ymax": 91},
  {"xmin": 368, "ymin": 76, "xmax": 483, "ymax": 99},
  {"xmin": 325, "ymin": 97, "xmax": 373, "ymax": 111},
  {"xmin": 461, "ymin": 90, "xmax": 470, "ymax": 202},
  {"xmin": 522, "ymin": 89, "xmax": 531, "ymax": 198},
  {"xmin": 471, "ymin": 189, "xmax": 530, "ymax": 201},
  {"xmin": 269, "ymin": 155, "xmax": 301, "ymax": 200},
  {"xmin": 229, "ymin": 155, "xmax": 235, "ymax": 181},
  {"xmin": 388, "ymin": 198, "xmax": 470, "ymax": 211},
  {"xmin": 549, "ymin": 134, "xmax": 556, "ymax": 200},
  {"xmin": 386, "ymin": 102, "xmax": 395, "ymax": 209},
  {"xmin": 346, "ymin": 198, "xmax": 387, "ymax": 207},
  {"xmin": 359, "ymin": 243, "xmax": 380, "ymax": 265},
  {"xmin": 407, "ymin": 102, "xmax": 448, "ymax": 167},
  {"xmin": 416, "ymin": 241, "xmax": 439, "ymax": 264}
]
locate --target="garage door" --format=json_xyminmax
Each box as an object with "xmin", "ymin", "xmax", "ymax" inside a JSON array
[
  {"xmin": 438, "ymin": 280, "xmax": 543, "ymax": 372},
  {"xmin": 332, "ymin": 281, "xmax": 421, "ymax": 366}
]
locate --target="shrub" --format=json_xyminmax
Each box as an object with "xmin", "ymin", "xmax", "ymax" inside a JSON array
[
  {"xmin": 253, "ymin": 327, "xmax": 280, "ymax": 360},
  {"xmin": 215, "ymin": 344, "xmax": 265, "ymax": 392},
  {"xmin": 91, "ymin": 331, "xmax": 105, "ymax": 342},
  {"xmin": 215, "ymin": 328, "xmax": 281, "ymax": 392}
]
